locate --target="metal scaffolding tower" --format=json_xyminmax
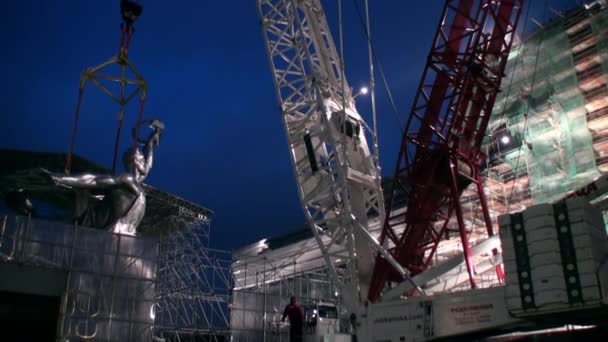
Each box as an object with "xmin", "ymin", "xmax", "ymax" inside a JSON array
[
  {"xmin": 154, "ymin": 213, "xmax": 233, "ymax": 341},
  {"xmin": 230, "ymin": 254, "xmax": 343, "ymax": 342}
]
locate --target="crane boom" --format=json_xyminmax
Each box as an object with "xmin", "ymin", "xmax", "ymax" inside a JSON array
[
  {"xmin": 257, "ymin": 0, "xmax": 391, "ymax": 313},
  {"xmin": 369, "ymin": 0, "xmax": 524, "ymax": 302}
]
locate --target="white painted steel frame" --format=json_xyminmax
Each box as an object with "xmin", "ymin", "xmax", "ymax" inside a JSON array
[
  {"xmin": 154, "ymin": 218, "xmax": 233, "ymax": 340},
  {"xmin": 257, "ymin": 0, "xmax": 385, "ymax": 313}
]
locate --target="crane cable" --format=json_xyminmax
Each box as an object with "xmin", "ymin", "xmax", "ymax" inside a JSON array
[
  {"xmin": 65, "ymin": 0, "xmax": 145, "ymax": 174},
  {"xmin": 475, "ymin": 0, "xmax": 533, "ymax": 217},
  {"xmin": 351, "ymin": 0, "xmax": 404, "ymax": 135},
  {"xmin": 491, "ymin": 0, "xmax": 534, "ymax": 133},
  {"xmin": 338, "ymin": 0, "xmax": 347, "ymax": 138},
  {"xmin": 504, "ymin": 0, "xmax": 549, "ymax": 214},
  {"xmin": 364, "ymin": 0, "xmax": 381, "ymax": 172}
]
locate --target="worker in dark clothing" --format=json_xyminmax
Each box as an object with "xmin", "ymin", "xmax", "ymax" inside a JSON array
[{"xmin": 282, "ymin": 296, "xmax": 304, "ymax": 342}]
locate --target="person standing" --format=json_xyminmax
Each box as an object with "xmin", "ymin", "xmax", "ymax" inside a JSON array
[{"xmin": 282, "ymin": 296, "xmax": 304, "ymax": 342}]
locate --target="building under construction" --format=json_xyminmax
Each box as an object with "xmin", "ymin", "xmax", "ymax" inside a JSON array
[{"xmin": 230, "ymin": 2, "xmax": 608, "ymax": 339}]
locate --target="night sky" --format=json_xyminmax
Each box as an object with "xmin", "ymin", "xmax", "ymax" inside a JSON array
[{"xmin": 1, "ymin": 1, "xmax": 578, "ymax": 250}]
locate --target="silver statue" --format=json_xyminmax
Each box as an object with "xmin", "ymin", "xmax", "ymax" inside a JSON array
[{"xmin": 44, "ymin": 120, "xmax": 164, "ymax": 235}]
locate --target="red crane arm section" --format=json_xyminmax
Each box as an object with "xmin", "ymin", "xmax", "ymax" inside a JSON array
[{"xmin": 369, "ymin": 0, "xmax": 523, "ymax": 303}]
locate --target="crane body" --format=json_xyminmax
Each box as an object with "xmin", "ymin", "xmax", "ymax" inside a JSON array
[{"xmin": 257, "ymin": 0, "xmax": 399, "ymax": 315}]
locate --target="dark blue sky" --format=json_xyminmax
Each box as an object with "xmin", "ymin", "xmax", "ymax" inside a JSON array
[{"xmin": 1, "ymin": 1, "xmax": 578, "ymax": 249}]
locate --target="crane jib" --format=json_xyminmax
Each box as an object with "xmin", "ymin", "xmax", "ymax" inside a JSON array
[
  {"xmin": 257, "ymin": 0, "xmax": 386, "ymax": 315},
  {"xmin": 369, "ymin": 0, "xmax": 524, "ymax": 302}
]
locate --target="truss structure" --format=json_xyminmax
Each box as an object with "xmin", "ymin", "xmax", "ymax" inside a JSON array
[
  {"xmin": 231, "ymin": 254, "xmax": 343, "ymax": 341},
  {"xmin": 257, "ymin": 0, "xmax": 400, "ymax": 313},
  {"xmin": 0, "ymin": 215, "xmax": 157, "ymax": 342},
  {"xmin": 65, "ymin": 18, "xmax": 147, "ymax": 174},
  {"xmin": 369, "ymin": 0, "xmax": 523, "ymax": 301},
  {"xmin": 153, "ymin": 215, "xmax": 233, "ymax": 341}
]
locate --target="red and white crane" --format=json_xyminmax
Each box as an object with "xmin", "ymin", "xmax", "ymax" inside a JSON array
[{"xmin": 257, "ymin": 0, "xmax": 608, "ymax": 340}]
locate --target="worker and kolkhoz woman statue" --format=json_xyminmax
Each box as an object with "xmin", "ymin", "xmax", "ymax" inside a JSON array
[{"xmin": 43, "ymin": 120, "xmax": 164, "ymax": 236}]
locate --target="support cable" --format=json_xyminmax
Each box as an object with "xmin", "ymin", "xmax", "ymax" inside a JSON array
[
  {"xmin": 505, "ymin": 0, "xmax": 549, "ymax": 213},
  {"xmin": 338, "ymin": 0, "xmax": 347, "ymax": 132},
  {"xmin": 474, "ymin": 0, "xmax": 531, "ymax": 221},
  {"xmin": 134, "ymin": 98, "xmax": 146, "ymax": 150},
  {"xmin": 493, "ymin": 0, "xmax": 533, "ymax": 132},
  {"xmin": 475, "ymin": 0, "xmax": 532, "ymax": 224},
  {"xmin": 364, "ymin": 0, "xmax": 381, "ymax": 171},
  {"xmin": 65, "ymin": 88, "xmax": 85, "ymax": 174},
  {"xmin": 112, "ymin": 110, "xmax": 125, "ymax": 172},
  {"xmin": 352, "ymin": 0, "xmax": 404, "ymax": 134},
  {"xmin": 64, "ymin": 1, "xmax": 146, "ymax": 175}
]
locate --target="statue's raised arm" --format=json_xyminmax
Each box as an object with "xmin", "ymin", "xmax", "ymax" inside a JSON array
[{"xmin": 139, "ymin": 119, "xmax": 163, "ymax": 182}]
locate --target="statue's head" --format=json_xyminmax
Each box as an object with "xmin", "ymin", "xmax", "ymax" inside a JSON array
[{"xmin": 123, "ymin": 147, "xmax": 145, "ymax": 174}]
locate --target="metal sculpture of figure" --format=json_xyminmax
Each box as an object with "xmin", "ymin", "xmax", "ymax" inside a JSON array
[{"xmin": 45, "ymin": 120, "xmax": 164, "ymax": 236}]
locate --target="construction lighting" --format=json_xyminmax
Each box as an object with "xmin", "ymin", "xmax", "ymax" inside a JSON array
[
  {"xmin": 149, "ymin": 304, "xmax": 155, "ymax": 320},
  {"xmin": 354, "ymin": 86, "xmax": 369, "ymax": 99},
  {"xmin": 500, "ymin": 135, "xmax": 511, "ymax": 145}
]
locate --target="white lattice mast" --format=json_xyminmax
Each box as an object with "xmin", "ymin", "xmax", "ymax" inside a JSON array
[{"xmin": 257, "ymin": 0, "xmax": 410, "ymax": 313}]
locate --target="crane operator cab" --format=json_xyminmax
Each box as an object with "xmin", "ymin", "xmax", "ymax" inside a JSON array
[{"xmin": 303, "ymin": 302, "xmax": 351, "ymax": 341}]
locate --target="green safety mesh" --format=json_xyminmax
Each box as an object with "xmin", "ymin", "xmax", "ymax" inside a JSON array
[
  {"xmin": 591, "ymin": 8, "xmax": 608, "ymax": 75},
  {"xmin": 590, "ymin": 9, "xmax": 608, "ymax": 234},
  {"xmin": 488, "ymin": 14, "xmax": 601, "ymax": 205}
]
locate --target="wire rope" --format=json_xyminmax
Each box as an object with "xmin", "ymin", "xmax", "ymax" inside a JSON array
[{"xmin": 505, "ymin": 0, "xmax": 550, "ymax": 214}]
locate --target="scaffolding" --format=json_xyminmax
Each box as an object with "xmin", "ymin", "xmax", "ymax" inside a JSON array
[
  {"xmin": 230, "ymin": 255, "xmax": 345, "ymax": 342},
  {"xmin": 321, "ymin": 3, "xmax": 608, "ymax": 295},
  {"xmin": 482, "ymin": 4, "xmax": 608, "ymax": 214},
  {"xmin": 0, "ymin": 213, "xmax": 233, "ymax": 341},
  {"xmin": 0, "ymin": 182, "xmax": 233, "ymax": 341},
  {"xmin": 0, "ymin": 149, "xmax": 234, "ymax": 341},
  {"xmin": 442, "ymin": 3, "xmax": 608, "ymax": 290},
  {"xmin": 0, "ymin": 215, "xmax": 158, "ymax": 341},
  {"xmin": 154, "ymin": 215, "xmax": 233, "ymax": 341}
]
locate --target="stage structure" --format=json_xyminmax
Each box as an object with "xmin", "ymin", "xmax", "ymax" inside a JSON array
[{"xmin": 153, "ymin": 205, "xmax": 233, "ymax": 341}]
